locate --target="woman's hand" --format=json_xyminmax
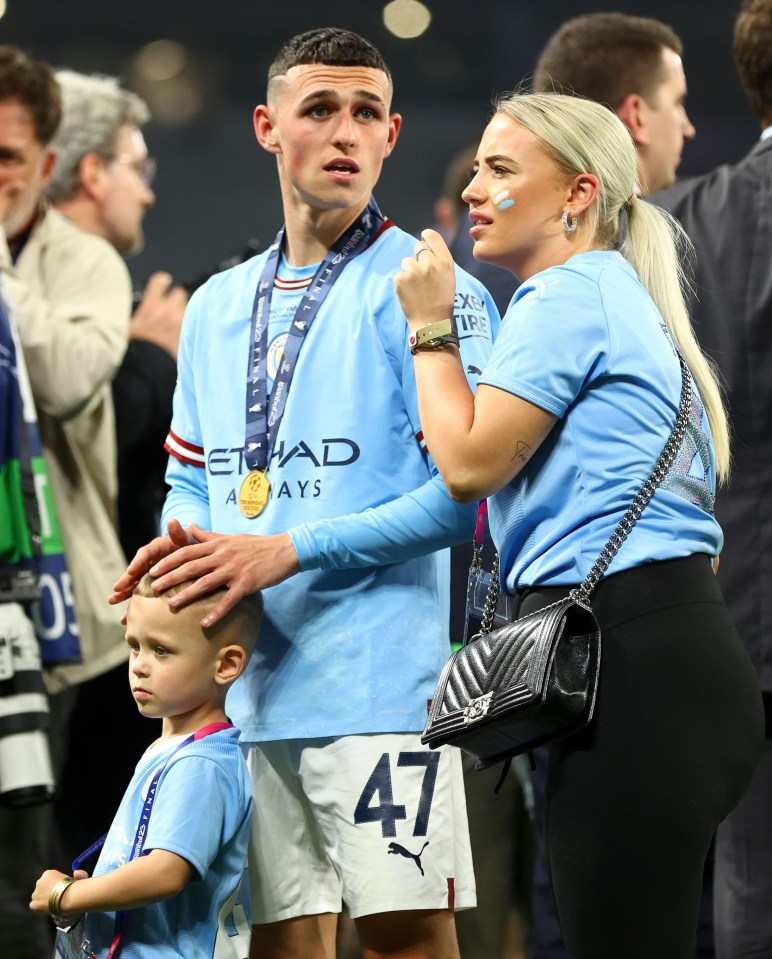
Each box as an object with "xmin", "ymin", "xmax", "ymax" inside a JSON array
[{"xmin": 394, "ymin": 228, "xmax": 457, "ymax": 333}]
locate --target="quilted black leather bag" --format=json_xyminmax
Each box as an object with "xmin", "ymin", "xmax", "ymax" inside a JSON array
[{"xmin": 422, "ymin": 355, "xmax": 691, "ymax": 765}]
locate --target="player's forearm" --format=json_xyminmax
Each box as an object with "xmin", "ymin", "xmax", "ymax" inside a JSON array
[
  {"xmin": 290, "ymin": 473, "xmax": 476, "ymax": 571},
  {"xmin": 61, "ymin": 851, "xmax": 193, "ymax": 913}
]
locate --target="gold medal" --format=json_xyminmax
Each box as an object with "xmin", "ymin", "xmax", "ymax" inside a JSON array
[{"xmin": 238, "ymin": 470, "xmax": 271, "ymax": 518}]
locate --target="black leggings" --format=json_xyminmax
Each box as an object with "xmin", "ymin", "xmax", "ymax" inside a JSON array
[{"xmin": 517, "ymin": 555, "xmax": 764, "ymax": 959}]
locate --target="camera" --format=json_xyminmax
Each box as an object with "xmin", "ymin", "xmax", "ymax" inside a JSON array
[
  {"xmin": 0, "ymin": 565, "xmax": 40, "ymax": 602},
  {"xmin": 181, "ymin": 239, "xmax": 262, "ymax": 296},
  {"xmin": 131, "ymin": 239, "xmax": 263, "ymax": 308},
  {"xmin": 0, "ymin": 602, "xmax": 55, "ymax": 806}
]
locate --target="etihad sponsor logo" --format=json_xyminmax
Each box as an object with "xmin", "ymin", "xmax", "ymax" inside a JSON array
[
  {"xmin": 207, "ymin": 437, "xmax": 360, "ymax": 475},
  {"xmin": 225, "ymin": 478, "xmax": 321, "ymax": 504}
]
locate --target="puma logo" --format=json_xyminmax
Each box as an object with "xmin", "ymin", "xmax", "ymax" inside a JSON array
[
  {"xmin": 387, "ymin": 841, "xmax": 429, "ymax": 876},
  {"xmin": 536, "ymin": 278, "xmax": 560, "ymax": 297}
]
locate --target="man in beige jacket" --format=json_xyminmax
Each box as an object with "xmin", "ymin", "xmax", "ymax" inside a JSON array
[
  {"xmin": 44, "ymin": 67, "xmax": 190, "ymax": 866},
  {"xmin": 47, "ymin": 70, "xmax": 187, "ymax": 561},
  {"xmin": 0, "ymin": 45, "xmax": 130, "ymax": 957}
]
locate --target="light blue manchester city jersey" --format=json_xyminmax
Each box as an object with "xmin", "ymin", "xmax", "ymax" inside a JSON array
[
  {"xmin": 479, "ymin": 250, "xmax": 722, "ymax": 593},
  {"xmin": 163, "ymin": 216, "xmax": 499, "ymax": 741}
]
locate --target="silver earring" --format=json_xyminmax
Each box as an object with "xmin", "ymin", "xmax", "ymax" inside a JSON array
[{"xmin": 562, "ymin": 210, "xmax": 578, "ymax": 233}]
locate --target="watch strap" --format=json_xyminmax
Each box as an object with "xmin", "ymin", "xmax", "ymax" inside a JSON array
[{"xmin": 409, "ymin": 319, "xmax": 459, "ymax": 354}]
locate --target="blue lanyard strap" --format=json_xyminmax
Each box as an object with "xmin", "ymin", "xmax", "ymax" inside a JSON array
[
  {"xmin": 244, "ymin": 197, "xmax": 389, "ymax": 472},
  {"xmin": 70, "ymin": 722, "xmax": 233, "ymax": 958}
]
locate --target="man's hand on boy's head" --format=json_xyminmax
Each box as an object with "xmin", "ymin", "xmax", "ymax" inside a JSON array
[
  {"xmin": 149, "ymin": 525, "xmax": 300, "ymax": 627},
  {"xmin": 108, "ymin": 518, "xmax": 194, "ymax": 608}
]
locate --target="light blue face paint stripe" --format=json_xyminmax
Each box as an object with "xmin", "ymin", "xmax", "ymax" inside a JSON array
[{"xmin": 493, "ymin": 189, "xmax": 515, "ymax": 210}]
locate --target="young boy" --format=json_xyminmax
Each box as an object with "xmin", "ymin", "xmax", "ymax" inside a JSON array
[{"xmin": 30, "ymin": 575, "xmax": 262, "ymax": 958}]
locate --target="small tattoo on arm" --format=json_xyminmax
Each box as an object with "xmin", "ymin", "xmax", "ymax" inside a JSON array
[{"xmin": 511, "ymin": 441, "xmax": 531, "ymax": 465}]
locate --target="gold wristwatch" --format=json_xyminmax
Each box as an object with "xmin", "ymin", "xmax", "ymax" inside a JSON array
[{"xmin": 408, "ymin": 319, "xmax": 459, "ymax": 355}]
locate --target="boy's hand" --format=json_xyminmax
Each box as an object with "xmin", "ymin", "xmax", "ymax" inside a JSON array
[
  {"xmin": 30, "ymin": 870, "xmax": 71, "ymax": 915},
  {"xmin": 30, "ymin": 849, "xmax": 192, "ymax": 914}
]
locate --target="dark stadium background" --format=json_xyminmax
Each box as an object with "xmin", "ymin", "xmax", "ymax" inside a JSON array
[{"xmin": 2, "ymin": 0, "xmax": 753, "ymax": 288}]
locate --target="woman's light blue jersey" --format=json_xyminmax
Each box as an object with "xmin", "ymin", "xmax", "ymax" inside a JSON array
[
  {"xmin": 479, "ymin": 250, "xmax": 722, "ymax": 593},
  {"xmin": 163, "ymin": 218, "xmax": 499, "ymax": 741}
]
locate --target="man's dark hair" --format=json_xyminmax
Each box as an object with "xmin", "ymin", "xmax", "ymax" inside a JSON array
[
  {"xmin": 268, "ymin": 27, "xmax": 391, "ymax": 87},
  {"xmin": 733, "ymin": 0, "xmax": 772, "ymax": 125},
  {"xmin": 0, "ymin": 46, "xmax": 61, "ymax": 145},
  {"xmin": 533, "ymin": 12, "xmax": 683, "ymax": 109}
]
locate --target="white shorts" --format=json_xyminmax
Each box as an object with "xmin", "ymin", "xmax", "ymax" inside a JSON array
[{"xmin": 243, "ymin": 732, "xmax": 476, "ymax": 923}]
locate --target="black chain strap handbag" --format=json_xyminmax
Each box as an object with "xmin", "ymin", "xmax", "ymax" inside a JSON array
[{"xmin": 422, "ymin": 355, "xmax": 692, "ymax": 766}]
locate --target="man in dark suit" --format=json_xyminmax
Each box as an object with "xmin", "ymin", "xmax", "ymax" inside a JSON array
[{"xmin": 653, "ymin": 2, "xmax": 772, "ymax": 956}]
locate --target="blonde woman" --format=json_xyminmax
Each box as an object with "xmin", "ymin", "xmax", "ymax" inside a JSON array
[{"xmin": 395, "ymin": 92, "xmax": 763, "ymax": 959}]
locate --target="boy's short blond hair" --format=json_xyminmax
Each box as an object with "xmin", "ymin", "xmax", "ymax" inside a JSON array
[{"xmin": 132, "ymin": 573, "xmax": 262, "ymax": 652}]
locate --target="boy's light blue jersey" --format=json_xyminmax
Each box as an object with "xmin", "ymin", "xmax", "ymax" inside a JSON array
[
  {"xmin": 84, "ymin": 728, "xmax": 252, "ymax": 959},
  {"xmin": 163, "ymin": 216, "xmax": 499, "ymax": 741},
  {"xmin": 478, "ymin": 250, "xmax": 722, "ymax": 593}
]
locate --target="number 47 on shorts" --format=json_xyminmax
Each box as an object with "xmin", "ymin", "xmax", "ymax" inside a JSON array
[{"xmin": 353, "ymin": 751, "xmax": 440, "ymax": 838}]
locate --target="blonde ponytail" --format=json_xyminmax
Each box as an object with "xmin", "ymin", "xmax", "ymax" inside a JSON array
[{"xmin": 622, "ymin": 199, "xmax": 730, "ymax": 481}]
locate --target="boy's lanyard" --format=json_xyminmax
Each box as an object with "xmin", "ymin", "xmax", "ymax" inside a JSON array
[{"xmin": 71, "ymin": 721, "xmax": 233, "ymax": 959}]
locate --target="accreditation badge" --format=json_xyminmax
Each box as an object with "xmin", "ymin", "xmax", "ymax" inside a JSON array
[
  {"xmin": 54, "ymin": 921, "xmax": 97, "ymax": 959},
  {"xmin": 238, "ymin": 470, "xmax": 271, "ymax": 518}
]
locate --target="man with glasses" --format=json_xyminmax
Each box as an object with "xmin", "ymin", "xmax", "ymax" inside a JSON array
[
  {"xmin": 48, "ymin": 71, "xmax": 157, "ymax": 255},
  {"xmin": 47, "ymin": 70, "xmax": 187, "ymax": 561},
  {"xmin": 0, "ymin": 45, "xmax": 131, "ymax": 958}
]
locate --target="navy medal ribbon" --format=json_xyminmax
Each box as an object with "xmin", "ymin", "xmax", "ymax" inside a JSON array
[{"xmin": 240, "ymin": 198, "xmax": 388, "ymax": 518}]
